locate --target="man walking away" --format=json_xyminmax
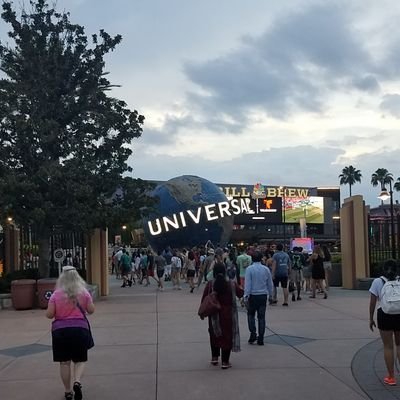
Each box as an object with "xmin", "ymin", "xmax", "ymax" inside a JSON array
[
  {"xmin": 271, "ymin": 244, "xmax": 291, "ymax": 306},
  {"xmin": 236, "ymin": 247, "xmax": 252, "ymax": 288},
  {"xmin": 154, "ymin": 251, "xmax": 166, "ymax": 291},
  {"xmin": 244, "ymin": 251, "xmax": 274, "ymax": 346},
  {"xmin": 119, "ymin": 249, "xmax": 132, "ymax": 288},
  {"xmin": 171, "ymin": 251, "xmax": 182, "ymax": 290},
  {"xmin": 162, "ymin": 247, "xmax": 173, "ymax": 281},
  {"xmin": 290, "ymin": 247, "xmax": 305, "ymax": 301}
]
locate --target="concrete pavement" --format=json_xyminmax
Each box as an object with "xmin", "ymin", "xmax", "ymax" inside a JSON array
[{"xmin": 0, "ymin": 276, "xmax": 395, "ymax": 400}]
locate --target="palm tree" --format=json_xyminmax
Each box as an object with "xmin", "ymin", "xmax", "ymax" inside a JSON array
[
  {"xmin": 371, "ymin": 168, "xmax": 393, "ymax": 205},
  {"xmin": 338, "ymin": 165, "xmax": 362, "ymax": 197},
  {"xmin": 394, "ymin": 177, "xmax": 400, "ymax": 192},
  {"xmin": 371, "ymin": 168, "xmax": 393, "ymax": 189}
]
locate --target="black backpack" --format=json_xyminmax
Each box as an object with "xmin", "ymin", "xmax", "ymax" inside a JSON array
[{"xmin": 292, "ymin": 254, "xmax": 302, "ymax": 270}]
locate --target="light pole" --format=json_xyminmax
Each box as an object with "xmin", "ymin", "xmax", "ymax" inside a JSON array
[
  {"xmin": 121, "ymin": 225, "xmax": 127, "ymax": 246},
  {"xmin": 378, "ymin": 181, "xmax": 396, "ymax": 259},
  {"xmin": 280, "ymin": 186, "xmax": 286, "ymax": 249}
]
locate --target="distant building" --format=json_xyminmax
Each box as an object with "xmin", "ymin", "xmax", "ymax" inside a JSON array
[
  {"xmin": 217, "ymin": 183, "xmax": 340, "ymax": 247},
  {"xmin": 369, "ymin": 201, "xmax": 400, "ymax": 221}
]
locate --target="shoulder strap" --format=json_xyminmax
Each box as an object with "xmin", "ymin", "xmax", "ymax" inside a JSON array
[{"xmin": 76, "ymin": 302, "xmax": 86, "ymax": 317}]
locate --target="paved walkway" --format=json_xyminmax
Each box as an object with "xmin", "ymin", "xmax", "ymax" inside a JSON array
[{"xmin": 0, "ymin": 277, "xmax": 396, "ymax": 399}]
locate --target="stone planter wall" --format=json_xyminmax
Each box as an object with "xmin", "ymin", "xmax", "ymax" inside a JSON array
[{"xmin": 330, "ymin": 263, "xmax": 342, "ymax": 287}]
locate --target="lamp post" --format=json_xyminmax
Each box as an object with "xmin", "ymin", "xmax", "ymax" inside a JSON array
[
  {"xmin": 378, "ymin": 181, "xmax": 396, "ymax": 259},
  {"xmin": 121, "ymin": 225, "xmax": 127, "ymax": 246},
  {"xmin": 280, "ymin": 186, "xmax": 286, "ymax": 249}
]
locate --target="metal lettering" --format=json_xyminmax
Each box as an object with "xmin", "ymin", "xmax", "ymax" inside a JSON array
[
  {"xmin": 205, "ymin": 204, "xmax": 218, "ymax": 221},
  {"xmin": 163, "ymin": 215, "xmax": 180, "ymax": 232}
]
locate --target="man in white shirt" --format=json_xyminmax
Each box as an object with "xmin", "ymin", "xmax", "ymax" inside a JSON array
[{"xmin": 244, "ymin": 251, "xmax": 274, "ymax": 346}]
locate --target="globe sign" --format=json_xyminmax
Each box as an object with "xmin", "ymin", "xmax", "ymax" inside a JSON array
[{"xmin": 143, "ymin": 175, "xmax": 233, "ymax": 251}]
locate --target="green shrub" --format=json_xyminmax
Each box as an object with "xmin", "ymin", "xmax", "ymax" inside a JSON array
[
  {"xmin": 331, "ymin": 253, "xmax": 341, "ymax": 263},
  {"xmin": 0, "ymin": 269, "xmax": 41, "ymax": 293},
  {"xmin": 0, "ymin": 278, "xmax": 10, "ymax": 293}
]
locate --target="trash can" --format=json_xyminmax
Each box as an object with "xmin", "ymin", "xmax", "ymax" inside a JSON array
[
  {"xmin": 37, "ymin": 278, "xmax": 57, "ymax": 309},
  {"xmin": 11, "ymin": 279, "xmax": 36, "ymax": 310}
]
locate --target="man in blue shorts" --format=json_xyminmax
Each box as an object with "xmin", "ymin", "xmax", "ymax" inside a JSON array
[{"xmin": 271, "ymin": 243, "xmax": 291, "ymax": 306}]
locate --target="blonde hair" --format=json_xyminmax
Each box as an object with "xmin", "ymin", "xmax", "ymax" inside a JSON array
[
  {"xmin": 313, "ymin": 245, "xmax": 324, "ymax": 258},
  {"xmin": 56, "ymin": 267, "xmax": 87, "ymax": 301}
]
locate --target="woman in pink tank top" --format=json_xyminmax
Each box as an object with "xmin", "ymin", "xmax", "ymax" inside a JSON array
[{"xmin": 46, "ymin": 266, "xmax": 95, "ymax": 400}]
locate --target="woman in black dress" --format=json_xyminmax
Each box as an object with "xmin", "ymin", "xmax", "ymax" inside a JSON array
[{"xmin": 309, "ymin": 245, "xmax": 327, "ymax": 299}]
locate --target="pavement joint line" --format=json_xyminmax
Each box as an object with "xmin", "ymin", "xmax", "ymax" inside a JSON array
[
  {"xmin": 297, "ymin": 296, "xmax": 369, "ymax": 322},
  {"xmin": 0, "ymin": 371, "xmax": 155, "ymax": 382},
  {"xmin": 267, "ymin": 324, "xmax": 368, "ymax": 398},
  {"xmin": 352, "ymin": 339, "xmax": 382, "ymax": 399},
  {"xmin": 353, "ymin": 338, "xmax": 400, "ymax": 400},
  {"xmin": 0, "ymin": 358, "xmax": 16, "ymax": 374}
]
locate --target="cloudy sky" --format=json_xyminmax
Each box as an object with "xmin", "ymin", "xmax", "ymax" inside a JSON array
[{"xmin": 5, "ymin": 0, "xmax": 400, "ymax": 206}]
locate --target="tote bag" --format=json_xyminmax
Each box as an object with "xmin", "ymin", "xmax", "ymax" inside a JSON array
[{"xmin": 198, "ymin": 287, "xmax": 221, "ymax": 319}]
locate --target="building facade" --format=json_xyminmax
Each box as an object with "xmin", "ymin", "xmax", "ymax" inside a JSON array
[{"xmin": 217, "ymin": 183, "xmax": 340, "ymax": 247}]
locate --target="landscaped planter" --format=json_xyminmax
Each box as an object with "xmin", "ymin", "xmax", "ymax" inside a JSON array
[
  {"xmin": 330, "ymin": 263, "xmax": 342, "ymax": 287},
  {"xmin": 37, "ymin": 278, "xmax": 57, "ymax": 309},
  {"xmin": 11, "ymin": 279, "xmax": 36, "ymax": 310}
]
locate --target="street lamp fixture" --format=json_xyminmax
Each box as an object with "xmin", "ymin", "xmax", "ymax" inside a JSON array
[
  {"xmin": 378, "ymin": 188, "xmax": 390, "ymax": 202},
  {"xmin": 122, "ymin": 225, "xmax": 127, "ymax": 230},
  {"xmin": 377, "ymin": 183, "xmax": 396, "ymax": 259}
]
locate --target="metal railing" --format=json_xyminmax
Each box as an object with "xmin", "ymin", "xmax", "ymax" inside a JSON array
[{"xmin": 369, "ymin": 215, "xmax": 400, "ymax": 276}]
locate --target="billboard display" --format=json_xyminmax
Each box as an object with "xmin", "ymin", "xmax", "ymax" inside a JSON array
[
  {"xmin": 233, "ymin": 196, "xmax": 283, "ymax": 224},
  {"xmin": 284, "ymin": 196, "xmax": 324, "ymax": 224},
  {"xmin": 218, "ymin": 184, "xmax": 321, "ymax": 225}
]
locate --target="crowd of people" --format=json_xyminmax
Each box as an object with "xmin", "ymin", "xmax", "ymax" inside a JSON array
[
  {"xmin": 109, "ymin": 243, "xmax": 333, "ymax": 302},
  {"xmin": 108, "ymin": 242, "xmax": 333, "ymax": 369},
  {"xmin": 46, "ymin": 242, "xmax": 335, "ymax": 399},
  {"xmin": 45, "ymin": 242, "xmax": 400, "ymax": 396}
]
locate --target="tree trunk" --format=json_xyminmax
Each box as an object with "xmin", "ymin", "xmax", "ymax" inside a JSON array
[
  {"xmin": 349, "ymin": 184, "xmax": 352, "ymax": 197},
  {"xmin": 37, "ymin": 235, "xmax": 51, "ymax": 278}
]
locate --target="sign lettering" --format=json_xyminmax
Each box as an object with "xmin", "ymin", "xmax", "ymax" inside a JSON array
[
  {"xmin": 147, "ymin": 198, "xmax": 253, "ymax": 236},
  {"xmin": 219, "ymin": 185, "xmax": 309, "ymax": 198}
]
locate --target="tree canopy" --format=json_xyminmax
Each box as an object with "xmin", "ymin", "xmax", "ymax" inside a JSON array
[
  {"xmin": 371, "ymin": 168, "xmax": 393, "ymax": 189},
  {"xmin": 0, "ymin": 0, "xmax": 153, "ymax": 275},
  {"xmin": 338, "ymin": 165, "xmax": 362, "ymax": 197}
]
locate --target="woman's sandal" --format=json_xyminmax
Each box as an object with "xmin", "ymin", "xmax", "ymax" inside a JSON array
[{"xmin": 73, "ymin": 382, "xmax": 83, "ymax": 400}]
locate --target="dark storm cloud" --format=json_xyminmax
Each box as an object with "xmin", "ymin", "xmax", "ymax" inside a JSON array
[{"xmin": 183, "ymin": 4, "xmax": 376, "ymax": 130}]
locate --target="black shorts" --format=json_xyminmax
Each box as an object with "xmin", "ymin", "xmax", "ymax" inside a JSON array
[
  {"xmin": 156, "ymin": 269, "xmax": 164, "ymax": 279},
  {"xmin": 377, "ymin": 308, "xmax": 400, "ymax": 331},
  {"xmin": 273, "ymin": 276, "xmax": 288, "ymax": 288},
  {"xmin": 120, "ymin": 264, "xmax": 131, "ymax": 274},
  {"xmin": 187, "ymin": 270, "xmax": 195, "ymax": 278},
  {"xmin": 52, "ymin": 327, "xmax": 90, "ymax": 362}
]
